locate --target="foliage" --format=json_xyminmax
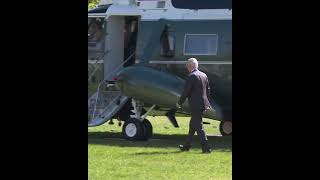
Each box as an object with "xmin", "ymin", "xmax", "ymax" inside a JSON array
[{"xmin": 88, "ymin": 0, "xmax": 100, "ymax": 10}]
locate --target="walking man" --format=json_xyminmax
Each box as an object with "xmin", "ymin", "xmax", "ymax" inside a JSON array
[{"xmin": 176, "ymin": 58, "xmax": 212, "ymax": 153}]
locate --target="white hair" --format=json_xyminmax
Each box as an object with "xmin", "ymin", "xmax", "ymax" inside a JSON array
[{"xmin": 187, "ymin": 58, "xmax": 198, "ymax": 69}]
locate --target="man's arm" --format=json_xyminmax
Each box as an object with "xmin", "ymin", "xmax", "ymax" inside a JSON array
[{"xmin": 178, "ymin": 75, "xmax": 195, "ymax": 105}]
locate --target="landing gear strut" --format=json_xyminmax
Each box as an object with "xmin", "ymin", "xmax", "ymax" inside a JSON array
[{"xmin": 121, "ymin": 99, "xmax": 155, "ymax": 141}]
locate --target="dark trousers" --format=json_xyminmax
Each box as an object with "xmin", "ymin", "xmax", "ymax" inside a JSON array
[{"xmin": 185, "ymin": 109, "xmax": 208, "ymax": 146}]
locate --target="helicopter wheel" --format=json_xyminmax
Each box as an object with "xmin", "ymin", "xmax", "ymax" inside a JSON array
[
  {"xmin": 141, "ymin": 119, "xmax": 153, "ymax": 141},
  {"xmin": 219, "ymin": 121, "xmax": 232, "ymax": 136}
]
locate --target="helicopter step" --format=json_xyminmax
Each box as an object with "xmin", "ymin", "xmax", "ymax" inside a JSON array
[{"xmin": 88, "ymin": 82, "xmax": 129, "ymax": 127}]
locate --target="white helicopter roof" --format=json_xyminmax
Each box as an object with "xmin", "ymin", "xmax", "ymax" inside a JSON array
[
  {"xmin": 99, "ymin": 0, "xmax": 135, "ymax": 6},
  {"xmin": 107, "ymin": 4, "xmax": 141, "ymax": 16},
  {"xmin": 91, "ymin": 0, "xmax": 232, "ymax": 20}
]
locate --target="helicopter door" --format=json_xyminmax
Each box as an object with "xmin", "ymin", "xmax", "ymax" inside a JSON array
[
  {"xmin": 104, "ymin": 16, "xmax": 125, "ymax": 79},
  {"xmin": 104, "ymin": 16, "xmax": 139, "ymax": 80}
]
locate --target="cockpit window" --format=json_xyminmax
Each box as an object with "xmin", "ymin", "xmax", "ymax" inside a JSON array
[{"xmin": 88, "ymin": 18, "xmax": 105, "ymax": 49}]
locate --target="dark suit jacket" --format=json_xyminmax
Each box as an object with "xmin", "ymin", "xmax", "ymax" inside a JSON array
[{"xmin": 178, "ymin": 69, "xmax": 211, "ymax": 112}]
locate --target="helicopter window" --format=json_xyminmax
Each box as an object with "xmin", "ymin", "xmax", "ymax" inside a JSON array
[
  {"xmin": 160, "ymin": 26, "xmax": 175, "ymax": 57},
  {"xmin": 88, "ymin": 18, "xmax": 105, "ymax": 49},
  {"xmin": 184, "ymin": 34, "xmax": 218, "ymax": 55},
  {"xmin": 157, "ymin": 1, "xmax": 166, "ymax": 8}
]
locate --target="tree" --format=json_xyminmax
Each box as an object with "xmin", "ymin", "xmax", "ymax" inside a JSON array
[{"xmin": 88, "ymin": 0, "xmax": 100, "ymax": 10}]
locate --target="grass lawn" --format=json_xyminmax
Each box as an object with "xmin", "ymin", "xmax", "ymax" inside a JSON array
[{"xmin": 88, "ymin": 116, "xmax": 232, "ymax": 180}]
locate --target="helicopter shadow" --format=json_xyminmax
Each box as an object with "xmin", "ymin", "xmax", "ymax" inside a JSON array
[{"xmin": 88, "ymin": 131, "xmax": 232, "ymax": 151}]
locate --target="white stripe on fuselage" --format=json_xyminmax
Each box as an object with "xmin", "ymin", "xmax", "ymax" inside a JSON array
[
  {"xmin": 145, "ymin": 60, "xmax": 232, "ymax": 65},
  {"xmin": 88, "ymin": 60, "xmax": 232, "ymax": 65},
  {"xmin": 140, "ymin": 9, "xmax": 232, "ymax": 21}
]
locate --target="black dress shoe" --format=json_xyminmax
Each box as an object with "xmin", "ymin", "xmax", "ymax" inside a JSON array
[
  {"xmin": 179, "ymin": 145, "xmax": 191, "ymax": 151},
  {"xmin": 201, "ymin": 143, "xmax": 212, "ymax": 154},
  {"xmin": 202, "ymin": 148, "xmax": 212, "ymax": 154}
]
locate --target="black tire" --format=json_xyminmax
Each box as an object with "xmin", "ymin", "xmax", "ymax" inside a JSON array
[
  {"xmin": 122, "ymin": 118, "xmax": 144, "ymax": 141},
  {"xmin": 141, "ymin": 119, "xmax": 153, "ymax": 140},
  {"xmin": 219, "ymin": 121, "xmax": 232, "ymax": 136}
]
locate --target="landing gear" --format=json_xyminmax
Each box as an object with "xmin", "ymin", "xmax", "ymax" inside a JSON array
[
  {"xmin": 108, "ymin": 119, "xmax": 114, "ymax": 125},
  {"xmin": 122, "ymin": 118, "xmax": 144, "ymax": 140},
  {"xmin": 219, "ymin": 121, "xmax": 232, "ymax": 136},
  {"xmin": 122, "ymin": 118, "xmax": 153, "ymax": 141},
  {"xmin": 121, "ymin": 99, "xmax": 156, "ymax": 141}
]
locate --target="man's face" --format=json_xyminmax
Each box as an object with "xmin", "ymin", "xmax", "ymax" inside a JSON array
[{"xmin": 186, "ymin": 63, "xmax": 192, "ymax": 73}]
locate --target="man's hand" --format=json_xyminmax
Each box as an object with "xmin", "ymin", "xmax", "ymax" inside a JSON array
[{"xmin": 176, "ymin": 102, "xmax": 181, "ymax": 109}]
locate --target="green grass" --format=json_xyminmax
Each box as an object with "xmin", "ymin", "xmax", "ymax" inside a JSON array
[{"xmin": 88, "ymin": 116, "xmax": 232, "ymax": 180}]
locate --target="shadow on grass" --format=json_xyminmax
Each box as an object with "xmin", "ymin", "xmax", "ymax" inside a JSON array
[
  {"xmin": 133, "ymin": 151, "xmax": 184, "ymax": 155},
  {"xmin": 88, "ymin": 131, "xmax": 232, "ymax": 151},
  {"xmin": 132, "ymin": 151, "xmax": 214, "ymax": 155}
]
